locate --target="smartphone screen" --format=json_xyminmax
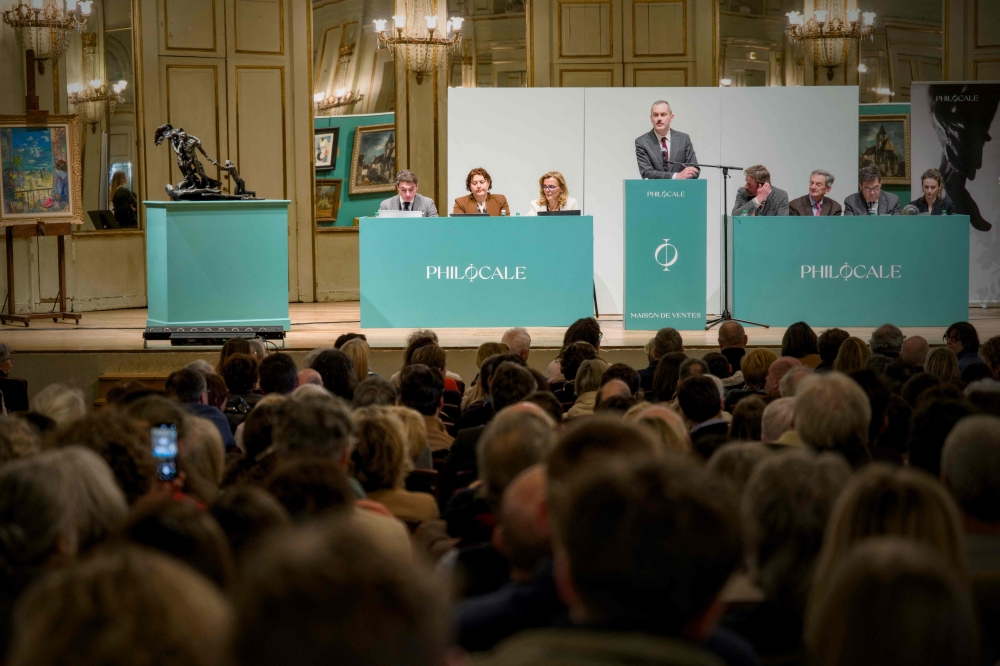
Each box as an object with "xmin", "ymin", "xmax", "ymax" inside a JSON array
[{"xmin": 151, "ymin": 423, "xmax": 178, "ymax": 481}]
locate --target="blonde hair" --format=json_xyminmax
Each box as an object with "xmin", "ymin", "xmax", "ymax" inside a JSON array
[
  {"xmin": 624, "ymin": 404, "xmax": 690, "ymax": 454},
  {"xmin": 536, "ymin": 171, "xmax": 569, "ymax": 209},
  {"xmin": 742, "ymin": 349, "xmax": 778, "ymax": 388},
  {"xmin": 925, "ymin": 347, "xmax": 960, "ymax": 381},
  {"xmin": 351, "ymin": 407, "xmax": 412, "ymax": 491},
  {"xmin": 575, "ymin": 358, "xmax": 609, "ymax": 395},
  {"xmin": 31, "ymin": 384, "xmax": 86, "ymax": 426},
  {"xmin": 179, "ymin": 416, "xmax": 225, "ymax": 505},
  {"xmin": 341, "ymin": 338, "xmax": 371, "ymax": 384},
  {"xmin": 462, "ymin": 342, "xmax": 511, "ymax": 412},
  {"xmin": 832, "ymin": 337, "xmax": 871, "ymax": 374},
  {"xmin": 386, "ymin": 405, "xmax": 428, "ymax": 463}
]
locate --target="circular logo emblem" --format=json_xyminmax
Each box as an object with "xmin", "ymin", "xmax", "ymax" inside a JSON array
[{"xmin": 655, "ymin": 239, "xmax": 678, "ymax": 272}]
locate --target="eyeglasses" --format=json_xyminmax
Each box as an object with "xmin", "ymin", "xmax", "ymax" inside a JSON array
[
  {"xmin": 542, "ymin": 184, "xmax": 559, "ymax": 191},
  {"xmin": 943, "ymin": 334, "xmax": 959, "ymax": 343},
  {"xmin": 861, "ymin": 184, "xmax": 881, "ymax": 195}
]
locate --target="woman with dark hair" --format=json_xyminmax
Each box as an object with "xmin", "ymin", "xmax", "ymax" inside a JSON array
[
  {"xmin": 452, "ymin": 167, "xmax": 510, "ymax": 216},
  {"xmin": 943, "ymin": 321, "xmax": 984, "ymax": 372},
  {"xmin": 909, "ymin": 168, "xmax": 954, "ymax": 215},
  {"xmin": 222, "ymin": 354, "xmax": 262, "ymax": 433},
  {"xmin": 816, "ymin": 327, "xmax": 849, "ymax": 372},
  {"xmin": 781, "ymin": 321, "xmax": 820, "ymax": 368},
  {"xmin": 546, "ymin": 317, "xmax": 603, "ymax": 383},
  {"xmin": 651, "ymin": 352, "xmax": 686, "ymax": 403},
  {"xmin": 216, "ymin": 337, "xmax": 253, "ymax": 373}
]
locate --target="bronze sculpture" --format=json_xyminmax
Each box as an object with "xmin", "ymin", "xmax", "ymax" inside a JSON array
[{"xmin": 153, "ymin": 124, "xmax": 258, "ymax": 200}]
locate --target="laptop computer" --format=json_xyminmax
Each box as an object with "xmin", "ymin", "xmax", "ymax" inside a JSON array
[
  {"xmin": 376, "ymin": 210, "xmax": 423, "ymax": 218},
  {"xmin": 537, "ymin": 210, "xmax": 582, "ymax": 216},
  {"xmin": 451, "ymin": 213, "xmax": 488, "ymax": 217}
]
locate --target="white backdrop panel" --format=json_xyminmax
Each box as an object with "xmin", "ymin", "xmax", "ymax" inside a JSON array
[
  {"xmin": 448, "ymin": 88, "xmax": 585, "ymax": 218},
  {"xmin": 584, "ymin": 88, "xmax": 722, "ymax": 314}
]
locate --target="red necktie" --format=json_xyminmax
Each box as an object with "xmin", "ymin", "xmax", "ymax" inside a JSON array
[
  {"xmin": 813, "ymin": 200, "xmax": 821, "ymax": 216},
  {"xmin": 660, "ymin": 136, "xmax": 668, "ymax": 164}
]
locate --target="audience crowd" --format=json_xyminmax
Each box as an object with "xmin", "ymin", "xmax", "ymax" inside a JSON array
[{"xmin": 0, "ymin": 318, "xmax": 999, "ymax": 666}]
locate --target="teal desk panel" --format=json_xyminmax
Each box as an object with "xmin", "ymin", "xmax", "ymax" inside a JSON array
[
  {"xmin": 360, "ymin": 217, "xmax": 594, "ymax": 328},
  {"xmin": 624, "ymin": 179, "xmax": 707, "ymax": 330},
  {"xmin": 145, "ymin": 201, "xmax": 291, "ymax": 329},
  {"xmin": 732, "ymin": 215, "xmax": 969, "ymax": 327}
]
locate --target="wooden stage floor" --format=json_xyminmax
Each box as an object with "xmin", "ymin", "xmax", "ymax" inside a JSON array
[{"xmin": 5, "ymin": 302, "xmax": 1000, "ymax": 353}]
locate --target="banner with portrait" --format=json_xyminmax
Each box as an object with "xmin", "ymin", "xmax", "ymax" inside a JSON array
[{"xmin": 911, "ymin": 82, "xmax": 1000, "ymax": 305}]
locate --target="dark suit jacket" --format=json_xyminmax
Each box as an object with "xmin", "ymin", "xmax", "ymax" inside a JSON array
[
  {"xmin": 788, "ymin": 195, "xmax": 843, "ymax": 217},
  {"xmin": 0, "ymin": 377, "xmax": 28, "ymax": 412},
  {"xmin": 910, "ymin": 196, "xmax": 955, "ymax": 215},
  {"xmin": 453, "ymin": 193, "xmax": 510, "ymax": 216},
  {"xmin": 635, "ymin": 129, "xmax": 700, "ymax": 179},
  {"xmin": 843, "ymin": 190, "xmax": 901, "ymax": 216},
  {"xmin": 732, "ymin": 186, "xmax": 790, "ymax": 217}
]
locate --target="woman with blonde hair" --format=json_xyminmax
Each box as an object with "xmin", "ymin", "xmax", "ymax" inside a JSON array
[
  {"xmin": 461, "ymin": 341, "xmax": 510, "ymax": 413},
  {"xmin": 909, "ymin": 167, "xmax": 954, "ymax": 215},
  {"xmin": 832, "ymin": 337, "xmax": 871, "ymax": 374},
  {"xmin": 528, "ymin": 171, "xmax": 580, "ymax": 215},
  {"xmin": 925, "ymin": 347, "xmax": 960, "ymax": 381},
  {"xmin": 386, "ymin": 405, "xmax": 432, "ymax": 469},
  {"xmin": 565, "ymin": 358, "xmax": 610, "ymax": 420},
  {"xmin": 341, "ymin": 338, "xmax": 372, "ymax": 384}
]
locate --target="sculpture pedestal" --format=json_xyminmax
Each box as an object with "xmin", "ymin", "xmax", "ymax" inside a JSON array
[{"xmin": 145, "ymin": 201, "xmax": 291, "ymax": 330}]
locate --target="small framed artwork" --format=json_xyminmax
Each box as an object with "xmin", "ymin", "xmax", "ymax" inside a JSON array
[
  {"xmin": 349, "ymin": 123, "xmax": 396, "ymax": 195},
  {"xmin": 858, "ymin": 114, "xmax": 910, "ymax": 185},
  {"xmin": 315, "ymin": 178, "xmax": 342, "ymax": 226},
  {"xmin": 0, "ymin": 115, "xmax": 83, "ymax": 224},
  {"xmin": 314, "ymin": 127, "xmax": 339, "ymax": 170}
]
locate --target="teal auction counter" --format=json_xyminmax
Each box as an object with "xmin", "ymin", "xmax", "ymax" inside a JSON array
[{"xmin": 144, "ymin": 200, "xmax": 291, "ymax": 330}]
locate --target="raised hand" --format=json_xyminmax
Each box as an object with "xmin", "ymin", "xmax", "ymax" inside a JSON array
[{"xmin": 756, "ymin": 181, "xmax": 772, "ymax": 202}]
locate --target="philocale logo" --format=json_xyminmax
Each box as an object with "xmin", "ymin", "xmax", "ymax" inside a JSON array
[
  {"xmin": 426, "ymin": 266, "xmax": 526, "ymax": 281},
  {"xmin": 646, "ymin": 191, "xmax": 686, "ymax": 198},
  {"xmin": 934, "ymin": 95, "xmax": 979, "ymax": 102},
  {"xmin": 655, "ymin": 239, "xmax": 678, "ymax": 272},
  {"xmin": 800, "ymin": 264, "xmax": 901, "ymax": 280}
]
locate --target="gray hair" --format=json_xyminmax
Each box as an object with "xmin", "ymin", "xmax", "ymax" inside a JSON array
[
  {"xmin": 407, "ymin": 329, "xmax": 438, "ymax": 345},
  {"xmin": 742, "ymin": 449, "xmax": 852, "ymax": 608},
  {"xmin": 394, "ymin": 169, "xmax": 418, "ymax": 185},
  {"xmin": 575, "ymin": 359, "xmax": 610, "ymax": 395},
  {"xmin": 501, "ymin": 328, "xmax": 531, "ymax": 356},
  {"xmin": 272, "ymin": 392, "xmax": 355, "ymax": 460},
  {"xmin": 0, "ymin": 342, "xmax": 11, "ymax": 364},
  {"xmin": 810, "ymin": 169, "xmax": 834, "ymax": 187},
  {"xmin": 31, "ymin": 384, "xmax": 86, "ymax": 427},
  {"xmin": 869, "ymin": 323, "xmax": 904, "ymax": 356},
  {"xmin": 185, "ymin": 359, "xmax": 215, "ymax": 376},
  {"xmin": 706, "ymin": 441, "xmax": 771, "ymax": 497},
  {"xmin": 761, "ymin": 397, "xmax": 796, "ymax": 443},
  {"xmin": 779, "ymin": 366, "xmax": 813, "ymax": 397},
  {"xmin": 0, "ymin": 416, "xmax": 41, "ymax": 465},
  {"xmin": 304, "ymin": 347, "xmax": 332, "ymax": 369},
  {"xmin": 942, "ymin": 414, "xmax": 1000, "ymax": 523},
  {"xmin": 477, "ymin": 410, "xmax": 556, "ymax": 509},
  {"xmin": 650, "ymin": 99, "xmax": 672, "ymax": 113},
  {"xmin": 795, "ymin": 373, "xmax": 871, "ymax": 466}
]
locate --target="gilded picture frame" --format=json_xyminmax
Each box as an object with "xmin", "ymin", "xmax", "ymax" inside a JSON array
[
  {"xmin": 349, "ymin": 123, "xmax": 396, "ymax": 195},
  {"xmin": 0, "ymin": 115, "xmax": 83, "ymax": 226},
  {"xmin": 315, "ymin": 177, "xmax": 343, "ymax": 224},
  {"xmin": 858, "ymin": 114, "xmax": 910, "ymax": 186}
]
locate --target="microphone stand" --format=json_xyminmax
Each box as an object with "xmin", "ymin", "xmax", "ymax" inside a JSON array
[{"xmin": 666, "ymin": 161, "xmax": 769, "ymax": 330}]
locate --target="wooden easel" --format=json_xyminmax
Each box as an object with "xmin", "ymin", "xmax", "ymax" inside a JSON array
[{"xmin": 0, "ymin": 50, "xmax": 81, "ymax": 327}]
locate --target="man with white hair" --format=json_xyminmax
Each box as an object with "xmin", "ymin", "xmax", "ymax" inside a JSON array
[
  {"xmin": 788, "ymin": 169, "xmax": 843, "ymax": 216},
  {"xmin": 794, "ymin": 373, "xmax": 871, "ymax": 468},
  {"xmin": 501, "ymin": 328, "xmax": 531, "ymax": 362},
  {"xmin": 761, "ymin": 397, "xmax": 797, "ymax": 445},
  {"xmin": 779, "ymin": 366, "xmax": 813, "ymax": 397}
]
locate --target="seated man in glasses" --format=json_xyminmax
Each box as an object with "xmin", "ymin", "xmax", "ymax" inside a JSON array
[{"xmin": 843, "ymin": 165, "xmax": 901, "ymax": 216}]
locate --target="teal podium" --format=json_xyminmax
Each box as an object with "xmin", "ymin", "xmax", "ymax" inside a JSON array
[
  {"xmin": 624, "ymin": 180, "xmax": 707, "ymax": 330},
  {"xmin": 144, "ymin": 201, "xmax": 291, "ymax": 330},
  {"xmin": 359, "ymin": 216, "xmax": 594, "ymax": 328},
  {"xmin": 732, "ymin": 215, "xmax": 969, "ymax": 327}
]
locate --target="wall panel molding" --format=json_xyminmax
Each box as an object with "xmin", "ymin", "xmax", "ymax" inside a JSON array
[
  {"xmin": 558, "ymin": 0, "xmax": 613, "ymax": 58},
  {"xmin": 235, "ymin": 0, "xmax": 285, "ymax": 55},
  {"xmin": 631, "ymin": 0, "xmax": 686, "ymax": 58},
  {"xmin": 159, "ymin": 0, "xmax": 225, "ymax": 56}
]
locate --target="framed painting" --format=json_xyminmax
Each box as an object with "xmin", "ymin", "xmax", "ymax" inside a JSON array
[
  {"xmin": 858, "ymin": 114, "xmax": 910, "ymax": 185},
  {"xmin": 315, "ymin": 178, "xmax": 343, "ymax": 226},
  {"xmin": 349, "ymin": 123, "xmax": 395, "ymax": 194},
  {"xmin": 315, "ymin": 127, "xmax": 339, "ymax": 170},
  {"xmin": 0, "ymin": 115, "xmax": 82, "ymax": 225}
]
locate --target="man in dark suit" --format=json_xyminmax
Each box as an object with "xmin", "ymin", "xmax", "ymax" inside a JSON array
[
  {"xmin": 677, "ymin": 375, "xmax": 730, "ymax": 460},
  {"xmin": 634, "ymin": 100, "xmax": 700, "ymax": 180},
  {"xmin": 789, "ymin": 169, "xmax": 843, "ymax": 216},
  {"xmin": 843, "ymin": 165, "xmax": 901, "ymax": 216},
  {"xmin": 378, "ymin": 169, "xmax": 438, "ymax": 216},
  {"xmin": 732, "ymin": 164, "xmax": 789, "ymax": 216},
  {"xmin": 0, "ymin": 343, "xmax": 27, "ymax": 412}
]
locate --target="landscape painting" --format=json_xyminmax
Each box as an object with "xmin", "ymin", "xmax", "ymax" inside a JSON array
[
  {"xmin": 0, "ymin": 124, "xmax": 74, "ymax": 218},
  {"xmin": 349, "ymin": 123, "xmax": 395, "ymax": 194},
  {"xmin": 315, "ymin": 178, "xmax": 343, "ymax": 227}
]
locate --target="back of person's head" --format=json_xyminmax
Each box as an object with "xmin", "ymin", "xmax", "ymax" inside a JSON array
[
  {"xmin": 121, "ymin": 498, "xmax": 234, "ymax": 588},
  {"xmin": 703, "ymin": 352, "xmax": 732, "ymax": 379},
  {"xmin": 525, "ymin": 391, "xmax": 564, "ymax": 424},
  {"xmin": 165, "ymin": 368, "xmax": 207, "ymax": 404},
  {"xmin": 259, "ymin": 352, "xmax": 298, "ymax": 395},
  {"xmin": 743, "ymin": 450, "xmax": 851, "ymax": 610},
  {"xmin": 651, "ymin": 351, "xmax": 686, "ymax": 402},
  {"xmin": 217, "ymin": 337, "xmax": 253, "ymax": 372},
  {"xmin": 653, "ymin": 327, "xmax": 683, "ymax": 358},
  {"xmin": 818, "ymin": 327, "xmax": 850, "ymax": 365},
  {"xmin": 265, "ymin": 458, "xmax": 354, "ymax": 521},
  {"xmin": 907, "ymin": 398, "xmax": 977, "ymax": 477},
  {"xmin": 925, "ymin": 347, "xmax": 960, "ymax": 381},
  {"xmin": 945, "ymin": 321, "xmax": 980, "ymax": 354},
  {"xmin": 398, "ymin": 364, "xmax": 443, "ymax": 415},
  {"xmin": 779, "ymin": 365, "xmax": 812, "ymax": 397},
  {"xmin": 869, "ymin": 323, "xmax": 905, "ymax": 357},
  {"xmin": 760, "ymin": 396, "xmax": 796, "ymax": 443},
  {"xmin": 781, "ymin": 321, "xmax": 819, "ymax": 358},
  {"xmin": 351, "ymin": 408, "xmax": 409, "ymax": 493},
  {"xmin": 477, "ymin": 409, "xmax": 556, "ymax": 509},
  {"xmin": 334, "ymin": 332, "xmax": 367, "ymax": 349},
  {"xmin": 601, "ymin": 363, "xmax": 641, "ymax": 396},
  {"xmin": 502, "ymin": 327, "xmax": 531, "ymax": 358},
  {"xmin": 678, "ymin": 357, "xmax": 709, "ymax": 381},
  {"xmin": 340, "ymin": 338, "xmax": 371, "ymax": 384},
  {"xmin": 805, "ymin": 538, "xmax": 979, "ymax": 666},
  {"xmin": 982, "ymin": 335, "xmax": 1000, "ymax": 374},
  {"xmin": 271, "ymin": 392, "xmax": 355, "ymax": 461},
  {"xmin": 965, "ymin": 379, "xmax": 1000, "ymax": 415},
  {"xmin": 179, "ymin": 416, "xmax": 225, "ymax": 505},
  {"xmin": 795, "ymin": 372, "xmax": 871, "ymax": 468},
  {"xmin": 476, "ymin": 341, "xmax": 509, "ymax": 368},
  {"xmin": 625, "ymin": 405, "xmax": 690, "ymax": 454},
  {"xmin": 204, "ymin": 373, "xmax": 228, "ymax": 410},
  {"xmin": 353, "ymin": 375, "xmax": 397, "ymax": 408},
  {"xmin": 234, "ymin": 516, "xmax": 447, "ymax": 666},
  {"xmin": 496, "ymin": 465, "xmax": 549, "ymax": 575},
  {"xmin": 728, "ymin": 396, "xmax": 765, "ymax": 441},
  {"xmin": 8, "ymin": 545, "xmax": 232, "ymax": 666},
  {"xmin": 902, "ymin": 371, "xmax": 942, "ymax": 408},
  {"xmin": 0, "ymin": 416, "xmax": 39, "ymax": 466},
  {"xmin": 867, "ymin": 355, "xmax": 891, "ymax": 377},
  {"xmin": 311, "ymin": 349, "xmax": 357, "ymax": 401},
  {"xmin": 676, "ymin": 375, "xmax": 722, "ymax": 424},
  {"xmin": 555, "ymin": 456, "xmax": 741, "ymax": 635},
  {"xmin": 222, "ymin": 353, "xmax": 259, "ymax": 394},
  {"xmin": 30, "ymin": 384, "xmax": 86, "ymax": 426},
  {"xmin": 717, "ymin": 321, "xmax": 745, "ymax": 349},
  {"xmin": 833, "ymin": 337, "xmax": 871, "ymax": 374},
  {"xmin": 559, "ymin": 341, "xmax": 598, "ymax": 382},
  {"xmin": 706, "ymin": 441, "xmax": 770, "ymax": 496},
  {"xmin": 901, "ymin": 336, "xmax": 930, "ymax": 367},
  {"xmin": 209, "ymin": 485, "xmax": 290, "ymax": 562},
  {"xmin": 479, "ymin": 353, "xmax": 526, "ymax": 398},
  {"xmin": 562, "ymin": 317, "xmax": 602, "ymax": 350},
  {"xmin": 574, "ymin": 358, "xmax": 609, "ymax": 396},
  {"xmin": 236, "ymin": 395, "xmax": 285, "ymax": 463},
  {"xmin": 742, "ymin": 348, "xmax": 777, "ymax": 388},
  {"xmin": 410, "ymin": 343, "xmax": 446, "ymax": 374},
  {"xmin": 884, "ymin": 357, "xmax": 917, "ymax": 388},
  {"xmin": 387, "ymin": 406, "xmax": 428, "ymax": 463},
  {"xmin": 942, "ymin": 414, "xmax": 1000, "ymax": 523},
  {"xmin": 849, "ymin": 370, "xmax": 892, "ymax": 450},
  {"xmin": 491, "ymin": 362, "xmax": 537, "ymax": 411},
  {"xmin": 961, "ymin": 362, "xmax": 993, "ymax": 385}
]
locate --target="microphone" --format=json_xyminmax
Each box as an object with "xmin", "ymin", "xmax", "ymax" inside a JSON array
[{"xmin": 902, "ymin": 204, "xmax": 919, "ymax": 216}]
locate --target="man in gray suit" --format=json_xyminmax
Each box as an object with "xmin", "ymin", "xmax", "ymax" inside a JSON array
[
  {"xmin": 378, "ymin": 169, "xmax": 439, "ymax": 216},
  {"xmin": 732, "ymin": 164, "xmax": 789, "ymax": 216},
  {"xmin": 635, "ymin": 100, "xmax": 700, "ymax": 180},
  {"xmin": 843, "ymin": 165, "xmax": 901, "ymax": 216}
]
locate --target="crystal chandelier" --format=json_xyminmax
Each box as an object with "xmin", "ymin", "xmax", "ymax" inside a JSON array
[
  {"xmin": 786, "ymin": 6, "xmax": 875, "ymax": 80},
  {"xmin": 67, "ymin": 33, "xmax": 125, "ymax": 132},
  {"xmin": 314, "ymin": 89, "xmax": 364, "ymax": 116},
  {"xmin": 374, "ymin": 0, "xmax": 463, "ymax": 83},
  {"xmin": 2, "ymin": 0, "xmax": 92, "ymax": 74}
]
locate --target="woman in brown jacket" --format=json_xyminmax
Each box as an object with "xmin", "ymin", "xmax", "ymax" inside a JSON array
[{"xmin": 453, "ymin": 167, "xmax": 510, "ymax": 216}]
